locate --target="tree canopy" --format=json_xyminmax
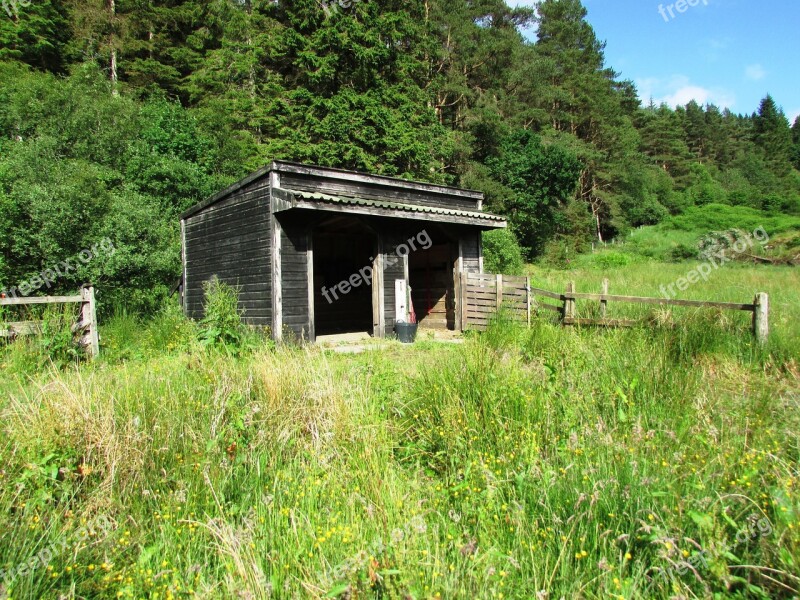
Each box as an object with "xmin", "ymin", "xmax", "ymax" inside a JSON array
[{"xmin": 1, "ymin": 0, "xmax": 798, "ymax": 312}]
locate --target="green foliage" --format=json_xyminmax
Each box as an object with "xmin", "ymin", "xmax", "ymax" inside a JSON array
[
  {"xmin": 667, "ymin": 243, "xmax": 698, "ymax": 262},
  {"xmin": 486, "ymin": 129, "xmax": 583, "ymax": 257},
  {"xmin": 198, "ymin": 278, "xmax": 247, "ymax": 355},
  {"xmin": 664, "ymin": 204, "xmax": 800, "ymax": 235},
  {"xmin": 0, "ymin": 304, "xmax": 84, "ymax": 372},
  {"xmin": 792, "ymin": 116, "xmax": 800, "ymax": 171},
  {"xmin": 1, "ymin": 0, "xmax": 799, "ymax": 318},
  {"xmin": 588, "ymin": 250, "xmax": 632, "ymax": 269},
  {"xmin": 481, "ymin": 229, "xmax": 524, "ymax": 275}
]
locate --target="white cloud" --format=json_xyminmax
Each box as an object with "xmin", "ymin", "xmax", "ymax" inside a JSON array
[
  {"xmin": 636, "ymin": 75, "xmax": 735, "ymax": 109},
  {"xmin": 745, "ymin": 64, "xmax": 766, "ymax": 82}
]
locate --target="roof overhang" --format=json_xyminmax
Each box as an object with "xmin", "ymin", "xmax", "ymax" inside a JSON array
[{"xmin": 272, "ymin": 188, "xmax": 507, "ymax": 229}]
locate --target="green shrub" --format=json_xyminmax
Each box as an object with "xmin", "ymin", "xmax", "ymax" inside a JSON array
[
  {"xmin": 571, "ymin": 250, "xmax": 634, "ymax": 269},
  {"xmin": 482, "ymin": 229, "xmax": 525, "ymax": 275},
  {"xmin": 667, "ymin": 243, "xmax": 698, "ymax": 262},
  {"xmin": 591, "ymin": 251, "xmax": 632, "ymax": 268},
  {"xmin": 144, "ymin": 299, "xmax": 198, "ymax": 354},
  {"xmin": 198, "ymin": 277, "xmax": 246, "ymax": 355},
  {"xmin": 0, "ymin": 304, "xmax": 85, "ymax": 372}
]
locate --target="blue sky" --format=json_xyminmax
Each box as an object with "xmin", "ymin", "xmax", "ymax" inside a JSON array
[{"xmin": 507, "ymin": 0, "xmax": 800, "ymax": 123}]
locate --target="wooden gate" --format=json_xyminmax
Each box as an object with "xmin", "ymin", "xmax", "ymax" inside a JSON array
[
  {"xmin": 459, "ymin": 272, "xmax": 531, "ymax": 331},
  {"xmin": 0, "ymin": 285, "xmax": 100, "ymax": 359}
]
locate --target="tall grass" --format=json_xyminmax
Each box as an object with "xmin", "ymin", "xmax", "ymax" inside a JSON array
[{"xmin": 0, "ymin": 266, "xmax": 798, "ymax": 599}]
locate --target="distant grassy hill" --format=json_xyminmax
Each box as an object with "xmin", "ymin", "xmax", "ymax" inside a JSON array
[{"xmin": 565, "ymin": 205, "xmax": 800, "ymax": 269}]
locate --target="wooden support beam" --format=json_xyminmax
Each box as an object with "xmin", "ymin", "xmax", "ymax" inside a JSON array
[
  {"xmin": 306, "ymin": 230, "xmax": 315, "ymax": 342},
  {"xmin": 0, "ymin": 295, "xmax": 82, "ymax": 306},
  {"xmin": 564, "ymin": 318, "xmax": 638, "ymax": 328},
  {"xmin": 180, "ymin": 219, "xmax": 187, "ymax": 311},
  {"xmin": 496, "ymin": 274, "xmax": 503, "ymax": 309},
  {"xmin": 80, "ymin": 285, "xmax": 99, "ymax": 359},
  {"xmin": 526, "ymin": 276, "xmax": 531, "ymax": 328},
  {"xmin": 0, "ymin": 321, "xmax": 42, "ymax": 337},
  {"xmin": 460, "ymin": 272, "xmax": 468, "ymax": 331},
  {"xmin": 600, "ymin": 279, "xmax": 609, "ymax": 319},
  {"xmin": 562, "ymin": 292, "xmax": 754, "ymax": 312},
  {"xmin": 372, "ymin": 244, "xmax": 384, "ymax": 338},
  {"xmin": 753, "ymin": 292, "xmax": 769, "ymax": 344},
  {"xmin": 271, "ymin": 218, "xmax": 283, "ymax": 341},
  {"xmin": 565, "ymin": 281, "xmax": 576, "ymax": 320},
  {"xmin": 529, "ymin": 287, "xmax": 563, "ymax": 301}
]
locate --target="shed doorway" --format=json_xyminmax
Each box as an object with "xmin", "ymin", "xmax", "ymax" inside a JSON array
[
  {"xmin": 312, "ymin": 218, "xmax": 377, "ymax": 336},
  {"xmin": 408, "ymin": 228, "xmax": 457, "ymax": 330}
]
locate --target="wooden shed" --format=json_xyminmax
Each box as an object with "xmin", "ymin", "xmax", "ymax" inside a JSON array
[{"xmin": 180, "ymin": 161, "xmax": 507, "ymax": 341}]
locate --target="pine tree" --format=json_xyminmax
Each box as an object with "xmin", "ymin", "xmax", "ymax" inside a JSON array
[
  {"xmin": 683, "ymin": 100, "xmax": 708, "ymax": 161},
  {"xmin": 534, "ymin": 0, "xmax": 640, "ymax": 241},
  {"xmin": 753, "ymin": 95, "xmax": 793, "ymax": 176},
  {"xmin": 791, "ymin": 115, "xmax": 800, "ymax": 171},
  {"xmin": 637, "ymin": 104, "xmax": 691, "ymax": 185},
  {"xmin": 256, "ymin": 0, "xmax": 450, "ymax": 179},
  {"xmin": 0, "ymin": 0, "xmax": 69, "ymax": 71}
]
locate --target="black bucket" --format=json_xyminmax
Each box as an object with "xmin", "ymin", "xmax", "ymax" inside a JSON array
[{"xmin": 395, "ymin": 322, "xmax": 418, "ymax": 343}]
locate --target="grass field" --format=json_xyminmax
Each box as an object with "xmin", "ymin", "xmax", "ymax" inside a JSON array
[{"xmin": 0, "ymin": 260, "xmax": 798, "ymax": 599}]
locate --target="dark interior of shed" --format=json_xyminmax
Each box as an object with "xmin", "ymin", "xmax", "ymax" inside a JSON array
[{"xmin": 312, "ymin": 218, "xmax": 375, "ymax": 336}]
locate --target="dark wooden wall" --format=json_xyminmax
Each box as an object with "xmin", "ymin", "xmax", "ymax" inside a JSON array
[
  {"xmin": 183, "ymin": 180, "xmax": 272, "ymax": 327},
  {"xmin": 462, "ymin": 232, "xmax": 481, "ymax": 273},
  {"xmin": 278, "ymin": 214, "xmax": 312, "ymax": 339}
]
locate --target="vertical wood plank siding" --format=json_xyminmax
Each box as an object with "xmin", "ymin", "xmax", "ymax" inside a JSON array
[
  {"xmin": 279, "ymin": 217, "xmax": 312, "ymax": 339},
  {"xmin": 461, "ymin": 232, "xmax": 482, "ymax": 273},
  {"xmin": 183, "ymin": 182, "xmax": 272, "ymax": 326}
]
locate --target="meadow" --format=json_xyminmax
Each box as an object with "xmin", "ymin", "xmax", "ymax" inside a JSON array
[{"xmin": 0, "ymin": 255, "xmax": 798, "ymax": 599}]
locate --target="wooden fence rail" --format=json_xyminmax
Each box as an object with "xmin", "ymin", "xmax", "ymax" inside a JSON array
[
  {"xmin": 0, "ymin": 285, "xmax": 100, "ymax": 358},
  {"xmin": 461, "ymin": 273, "xmax": 769, "ymax": 343}
]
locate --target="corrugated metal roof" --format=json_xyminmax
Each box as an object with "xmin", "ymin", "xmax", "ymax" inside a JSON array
[{"xmin": 288, "ymin": 189, "xmax": 506, "ymax": 222}]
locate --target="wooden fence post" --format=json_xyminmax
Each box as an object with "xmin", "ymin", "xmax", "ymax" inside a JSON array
[
  {"xmin": 80, "ymin": 285, "xmax": 99, "ymax": 359},
  {"xmin": 564, "ymin": 281, "xmax": 576, "ymax": 321},
  {"xmin": 600, "ymin": 279, "xmax": 609, "ymax": 319},
  {"xmin": 526, "ymin": 276, "xmax": 531, "ymax": 328},
  {"xmin": 753, "ymin": 292, "xmax": 769, "ymax": 344},
  {"xmin": 496, "ymin": 274, "xmax": 503, "ymax": 310},
  {"xmin": 460, "ymin": 272, "xmax": 468, "ymax": 332}
]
